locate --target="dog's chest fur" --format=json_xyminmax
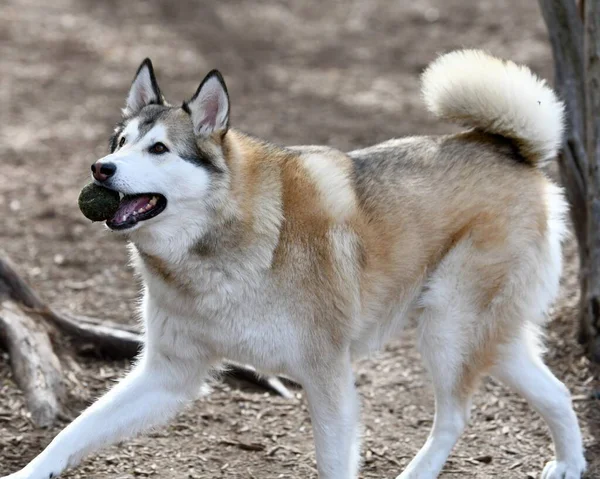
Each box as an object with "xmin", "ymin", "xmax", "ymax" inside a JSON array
[{"xmin": 132, "ymin": 245, "xmax": 308, "ymax": 375}]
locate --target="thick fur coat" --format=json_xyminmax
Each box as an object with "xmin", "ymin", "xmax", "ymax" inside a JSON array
[{"xmin": 2, "ymin": 50, "xmax": 586, "ymax": 479}]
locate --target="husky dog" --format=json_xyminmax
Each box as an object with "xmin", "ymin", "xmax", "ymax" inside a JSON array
[{"xmin": 2, "ymin": 50, "xmax": 586, "ymax": 479}]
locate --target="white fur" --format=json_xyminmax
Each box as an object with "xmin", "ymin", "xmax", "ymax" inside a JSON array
[
  {"xmin": 303, "ymin": 359, "xmax": 361, "ymax": 479},
  {"xmin": 421, "ymin": 50, "xmax": 564, "ymax": 163},
  {"xmin": 118, "ymin": 118, "xmax": 141, "ymax": 143},
  {"xmin": 526, "ymin": 182, "xmax": 570, "ymax": 324},
  {"xmin": 493, "ymin": 328, "xmax": 586, "ymax": 479},
  {"xmin": 302, "ymin": 153, "xmax": 357, "ymax": 222}
]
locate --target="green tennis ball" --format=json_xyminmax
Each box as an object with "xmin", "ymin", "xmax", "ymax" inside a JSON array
[{"xmin": 78, "ymin": 183, "xmax": 120, "ymax": 222}]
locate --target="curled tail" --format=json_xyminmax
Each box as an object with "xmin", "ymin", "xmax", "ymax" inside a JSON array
[{"xmin": 421, "ymin": 50, "xmax": 564, "ymax": 166}]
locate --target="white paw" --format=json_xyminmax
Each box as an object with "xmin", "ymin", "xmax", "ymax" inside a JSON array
[
  {"xmin": 0, "ymin": 472, "xmax": 30, "ymax": 479},
  {"xmin": 541, "ymin": 458, "xmax": 586, "ymax": 479},
  {"xmin": 0, "ymin": 472, "xmax": 53, "ymax": 479},
  {"xmin": 396, "ymin": 469, "xmax": 434, "ymax": 479},
  {"xmin": 0, "ymin": 470, "xmax": 32, "ymax": 479},
  {"xmin": 0, "ymin": 471, "xmax": 60, "ymax": 479},
  {"xmin": 1, "ymin": 461, "xmax": 65, "ymax": 479}
]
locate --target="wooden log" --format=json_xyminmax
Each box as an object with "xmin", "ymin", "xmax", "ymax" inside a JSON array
[{"xmin": 0, "ymin": 300, "xmax": 65, "ymax": 427}]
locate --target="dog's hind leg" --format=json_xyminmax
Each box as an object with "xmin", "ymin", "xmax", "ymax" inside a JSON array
[
  {"xmin": 397, "ymin": 239, "xmax": 505, "ymax": 479},
  {"xmin": 396, "ymin": 306, "xmax": 486, "ymax": 479},
  {"xmin": 490, "ymin": 328, "xmax": 586, "ymax": 479}
]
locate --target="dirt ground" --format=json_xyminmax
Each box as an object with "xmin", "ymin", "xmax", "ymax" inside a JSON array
[{"xmin": 0, "ymin": 0, "xmax": 599, "ymax": 477}]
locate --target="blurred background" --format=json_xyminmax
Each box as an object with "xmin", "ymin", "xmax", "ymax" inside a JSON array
[{"xmin": 0, "ymin": 0, "xmax": 597, "ymax": 477}]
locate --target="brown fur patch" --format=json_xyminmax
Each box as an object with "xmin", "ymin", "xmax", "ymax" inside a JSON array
[
  {"xmin": 455, "ymin": 323, "xmax": 516, "ymax": 401},
  {"xmin": 191, "ymin": 131, "xmax": 284, "ymax": 257},
  {"xmin": 193, "ymin": 218, "xmax": 249, "ymax": 256},
  {"xmin": 264, "ymin": 147, "xmax": 361, "ymax": 351},
  {"xmin": 271, "ymin": 154, "xmax": 332, "ymax": 269},
  {"xmin": 138, "ymin": 250, "xmax": 191, "ymax": 293},
  {"xmin": 456, "ymin": 343, "xmax": 497, "ymax": 401},
  {"xmin": 226, "ymin": 132, "xmax": 269, "ymax": 232}
]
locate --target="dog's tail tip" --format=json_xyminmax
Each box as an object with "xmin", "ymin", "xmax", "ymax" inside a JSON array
[{"xmin": 421, "ymin": 49, "xmax": 564, "ymax": 166}]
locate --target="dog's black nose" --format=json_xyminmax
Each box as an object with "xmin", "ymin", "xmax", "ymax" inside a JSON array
[{"xmin": 91, "ymin": 162, "xmax": 117, "ymax": 182}]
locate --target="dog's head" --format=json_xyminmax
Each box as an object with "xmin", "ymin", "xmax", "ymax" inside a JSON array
[{"xmin": 92, "ymin": 59, "xmax": 230, "ymax": 241}]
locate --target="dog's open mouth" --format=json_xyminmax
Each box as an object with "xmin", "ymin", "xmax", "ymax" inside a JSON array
[{"xmin": 106, "ymin": 193, "xmax": 167, "ymax": 230}]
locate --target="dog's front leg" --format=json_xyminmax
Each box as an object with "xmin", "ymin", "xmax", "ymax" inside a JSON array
[
  {"xmin": 2, "ymin": 352, "xmax": 208, "ymax": 479},
  {"xmin": 303, "ymin": 356, "xmax": 361, "ymax": 479}
]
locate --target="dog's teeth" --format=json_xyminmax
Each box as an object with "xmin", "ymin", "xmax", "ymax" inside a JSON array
[
  {"xmin": 149, "ymin": 197, "xmax": 157, "ymax": 206},
  {"xmin": 137, "ymin": 208, "xmax": 145, "ymax": 213}
]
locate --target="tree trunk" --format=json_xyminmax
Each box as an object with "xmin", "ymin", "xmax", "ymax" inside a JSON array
[
  {"xmin": 0, "ymin": 256, "xmax": 293, "ymax": 427},
  {"xmin": 582, "ymin": 0, "xmax": 600, "ymax": 360},
  {"xmin": 539, "ymin": 0, "xmax": 600, "ymax": 361}
]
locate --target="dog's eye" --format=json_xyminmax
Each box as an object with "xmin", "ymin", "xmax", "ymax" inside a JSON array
[
  {"xmin": 119, "ymin": 137, "xmax": 126, "ymax": 148},
  {"xmin": 149, "ymin": 142, "xmax": 168, "ymax": 155}
]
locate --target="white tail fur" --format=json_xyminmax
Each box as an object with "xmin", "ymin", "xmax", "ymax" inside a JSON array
[{"xmin": 421, "ymin": 50, "xmax": 564, "ymax": 166}]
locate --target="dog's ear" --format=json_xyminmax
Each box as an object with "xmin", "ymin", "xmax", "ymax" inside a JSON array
[
  {"xmin": 184, "ymin": 70, "xmax": 230, "ymax": 137},
  {"xmin": 123, "ymin": 58, "xmax": 163, "ymax": 117}
]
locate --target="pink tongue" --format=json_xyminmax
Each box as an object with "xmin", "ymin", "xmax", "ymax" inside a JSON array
[{"xmin": 114, "ymin": 195, "xmax": 151, "ymax": 221}]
